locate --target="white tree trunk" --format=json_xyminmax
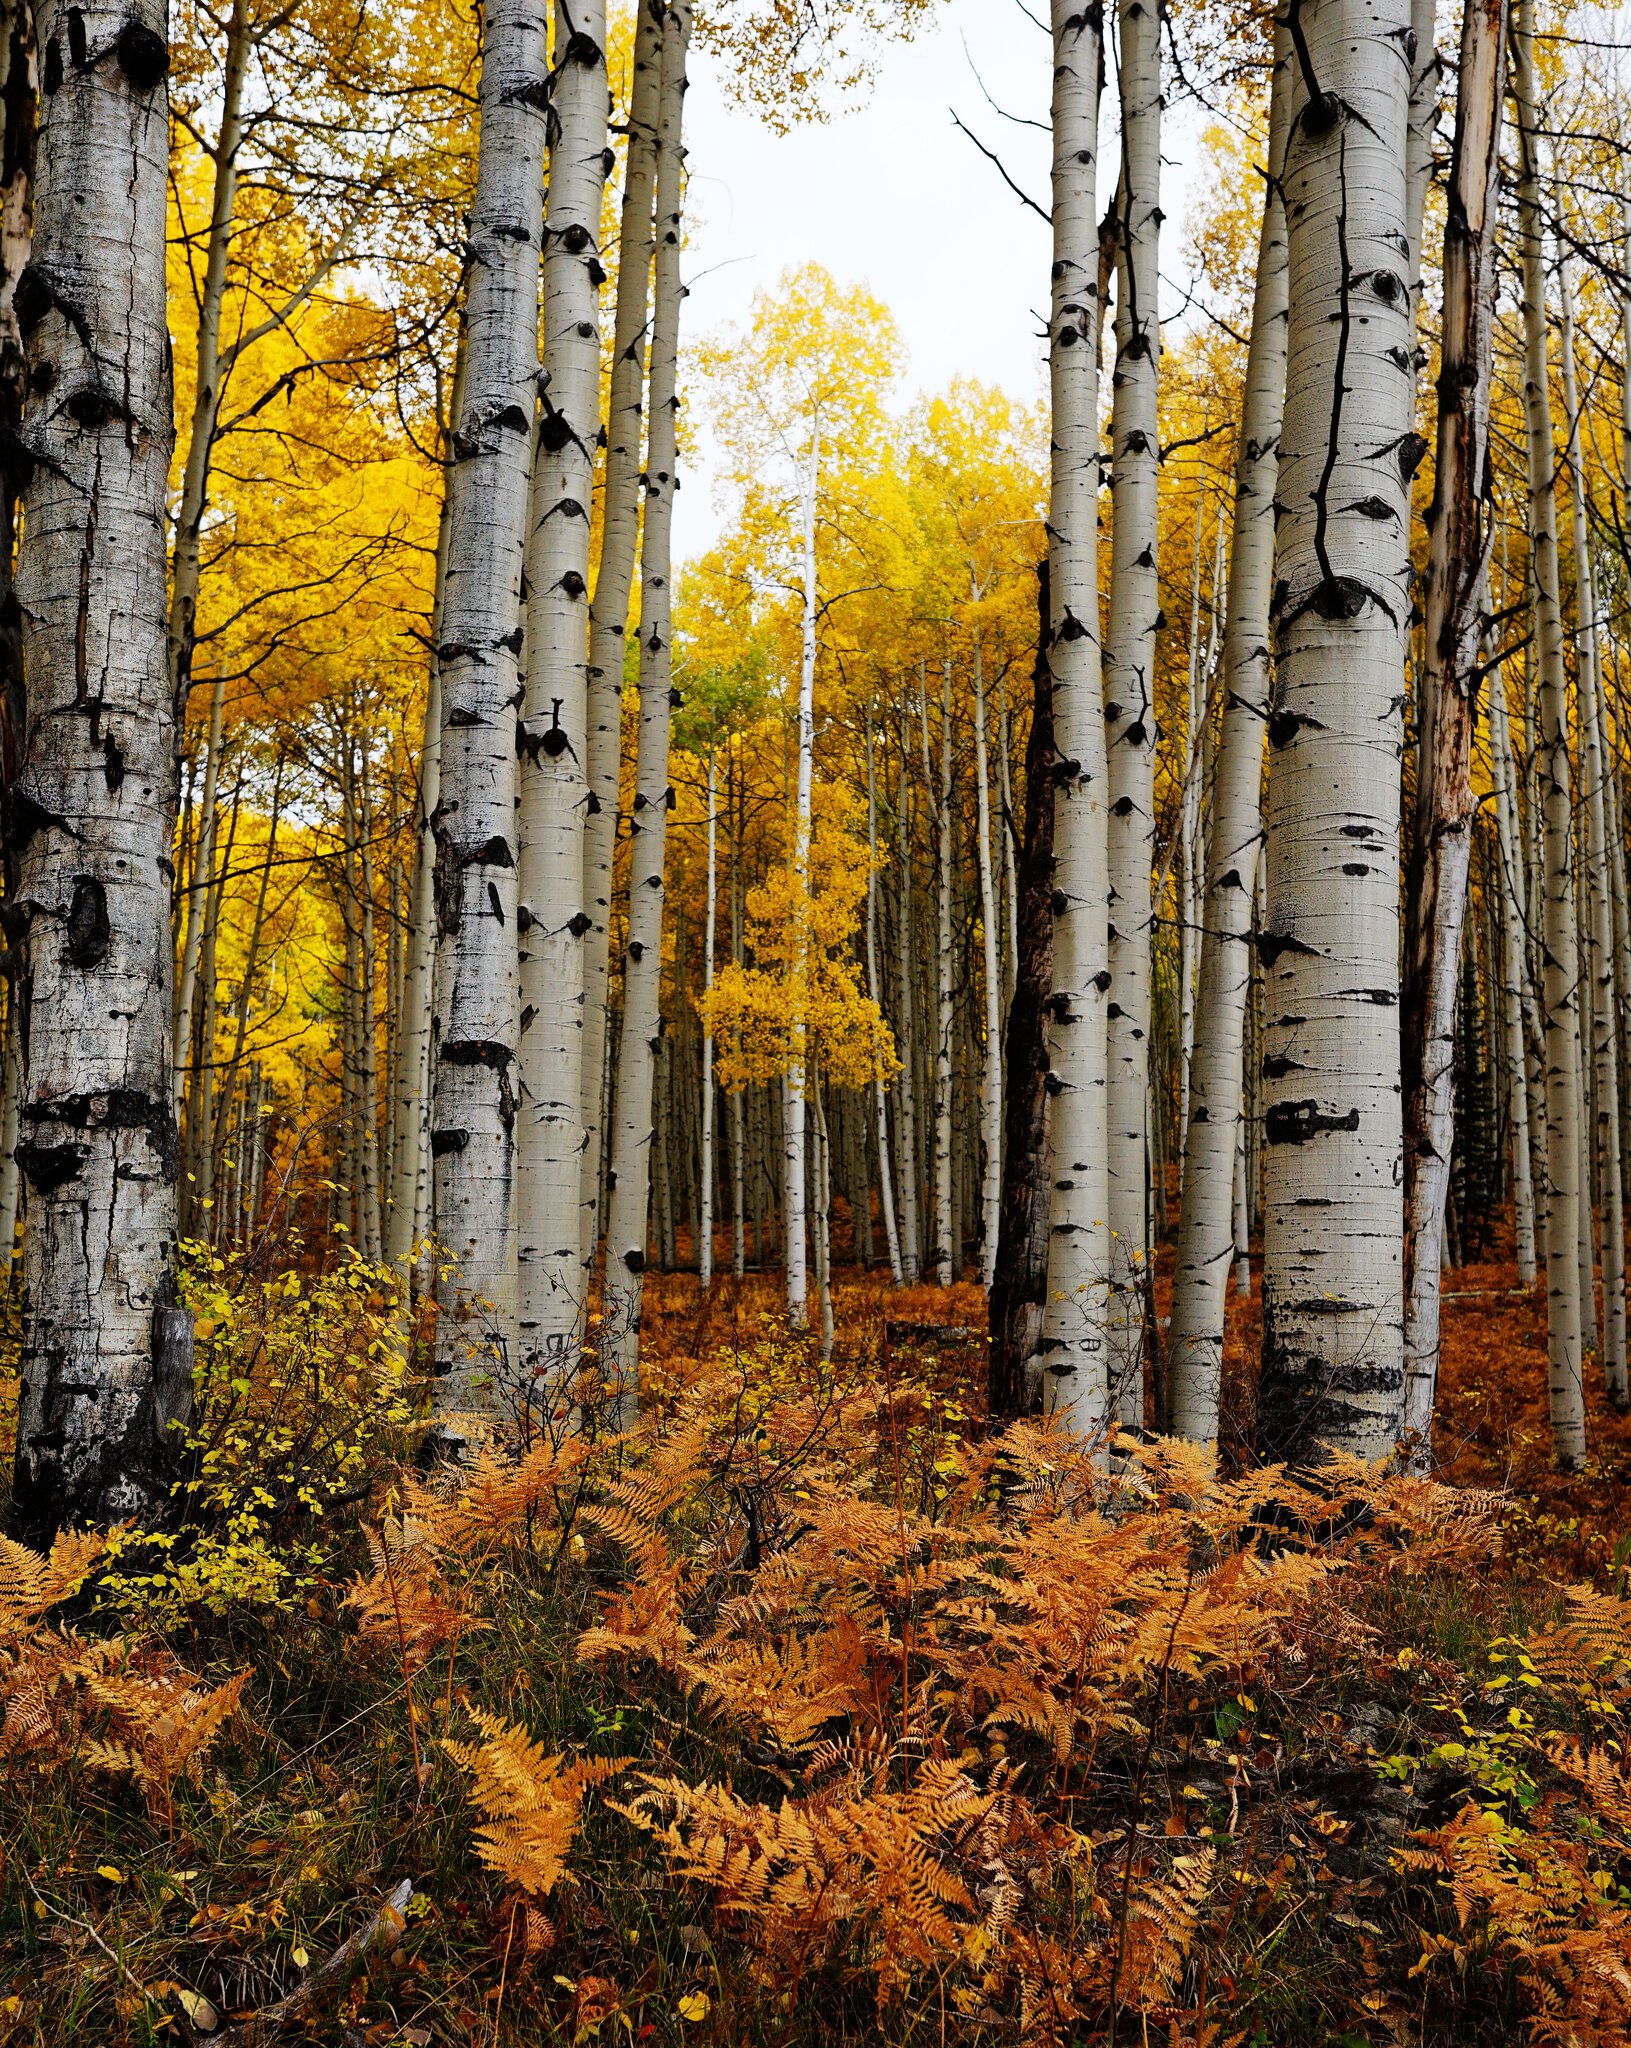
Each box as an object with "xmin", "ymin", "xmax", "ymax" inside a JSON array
[
  {"xmin": 864, "ymin": 702, "xmax": 904, "ymax": 1284},
  {"xmin": 169, "ymin": 0, "xmax": 250, "ymax": 1115},
  {"xmin": 781, "ymin": 419, "xmax": 820, "ymax": 1326},
  {"xmin": 1177, "ymin": 484, "xmax": 1206, "ymax": 1177},
  {"xmin": 11, "ymin": 0, "xmax": 186, "ymax": 1537},
  {"xmin": 699, "ymin": 743, "xmax": 716, "ymax": 1289},
  {"xmin": 1166, "ymin": 28, "xmax": 1289, "ymax": 1443},
  {"xmin": 1398, "ymin": 0, "xmax": 1508, "ymax": 1457},
  {"xmin": 931, "ymin": 657, "xmax": 954, "ymax": 1286},
  {"xmin": 1256, "ymin": 0, "xmax": 1414, "ymax": 1463},
  {"xmin": 600, "ymin": 0, "xmax": 689, "ymax": 1414},
  {"xmin": 517, "ymin": 1, "xmax": 608, "ymax": 1400},
  {"xmin": 387, "ymin": 343, "xmax": 459, "ymax": 1273},
  {"xmin": 894, "ymin": 725, "xmax": 922, "ymax": 1282},
  {"xmin": 1557, "ymin": 240, "xmax": 1628, "ymax": 1409},
  {"xmin": 1102, "ymin": 0, "xmax": 1161, "ymax": 1425},
  {"xmin": 580, "ymin": 0, "xmax": 664, "ymax": 1268},
  {"xmin": 1040, "ymin": 0, "xmax": 1112, "ymax": 1435},
  {"xmin": 1488, "ymin": 651, "xmax": 1537, "ymax": 1285},
  {"xmin": 1511, "ymin": 0, "xmax": 1586, "ymax": 1468},
  {"xmin": 429, "ymin": 0, "xmax": 548, "ymax": 1416},
  {"xmin": 971, "ymin": 628, "xmax": 1002, "ymax": 1288}
]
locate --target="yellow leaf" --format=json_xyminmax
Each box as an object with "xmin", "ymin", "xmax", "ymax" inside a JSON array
[
  {"xmin": 96, "ymin": 1864, "xmax": 125, "ymax": 1884},
  {"xmin": 678, "ymin": 1992, "xmax": 711, "ymax": 2023}
]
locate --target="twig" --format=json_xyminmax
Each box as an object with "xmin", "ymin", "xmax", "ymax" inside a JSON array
[{"xmin": 212, "ymin": 1879, "xmax": 414, "ymax": 2047}]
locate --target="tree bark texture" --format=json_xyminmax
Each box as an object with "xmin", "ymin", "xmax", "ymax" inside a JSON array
[
  {"xmin": 1166, "ymin": 29, "xmax": 1289, "ymax": 1444},
  {"xmin": 1040, "ymin": 0, "xmax": 1112, "ymax": 1438},
  {"xmin": 10, "ymin": 0, "xmax": 186, "ymax": 1539},
  {"xmin": 990, "ymin": 566, "xmax": 1054, "ymax": 1418},
  {"xmin": 429, "ymin": 0, "xmax": 548, "ymax": 1415},
  {"xmin": 580, "ymin": 0, "xmax": 663, "ymax": 1266},
  {"xmin": 517, "ymin": 0, "xmax": 609, "ymax": 1397},
  {"xmin": 1102, "ymin": 0, "xmax": 1161, "ymax": 1426},
  {"xmin": 600, "ymin": 0, "xmax": 688, "ymax": 1418},
  {"xmin": 1256, "ymin": 0, "xmax": 1415, "ymax": 1464},
  {"xmin": 1511, "ymin": 0, "xmax": 1586, "ymax": 1468},
  {"xmin": 1398, "ymin": 0, "xmax": 1507, "ymax": 1458}
]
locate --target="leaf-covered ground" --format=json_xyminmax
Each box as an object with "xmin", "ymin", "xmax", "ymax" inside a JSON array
[{"xmin": 2, "ymin": 1248, "xmax": 1629, "ymax": 2048}]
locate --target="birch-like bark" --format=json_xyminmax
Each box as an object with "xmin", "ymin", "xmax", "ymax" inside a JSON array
[
  {"xmin": 387, "ymin": 337, "xmax": 462, "ymax": 1272},
  {"xmin": 863, "ymin": 702, "xmax": 904, "ymax": 1284},
  {"xmin": 699, "ymin": 742, "xmax": 716, "ymax": 1288},
  {"xmin": 580, "ymin": 0, "xmax": 663, "ymax": 1265},
  {"xmin": 10, "ymin": 0, "xmax": 186, "ymax": 1538},
  {"xmin": 1102, "ymin": 0, "xmax": 1160, "ymax": 1425},
  {"xmin": 429, "ymin": 0, "xmax": 548, "ymax": 1415},
  {"xmin": 781, "ymin": 420, "xmax": 819, "ymax": 1325},
  {"xmin": 1177, "ymin": 484, "xmax": 1206, "ymax": 1171},
  {"xmin": 1557, "ymin": 240, "xmax": 1627, "ymax": 1408},
  {"xmin": 600, "ymin": 0, "xmax": 689, "ymax": 1414},
  {"xmin": 1040, "ymin": 0, "xmax": 1112, "ymax": 1434},
  {"xmin": 895, "ymin": 723, "xmax": 922, "ymax": 1280},
  {"xmin": 1398, "ymin": 0, "xmax": 1508, "ymax": 1457},
  {"xmin": 517, "ymin": 0, "xmax": 609, "ymax": 1396},
  {"xmin": 1255, "ymin": 0, "xmax": 1415, "ymax": 1463},
  {"xmin": 1510, "ymin": 0, "xmax": 1585, "ymax": 1467},
  {"xmin": 931, "ymin": 657, "xmax": 954, "ymax": 1286},
  {"xmin": 1489, "ymin": 649, "xmax": 1537, "ymax": 1284},
  {"xmin": 971, "ymin": 627, "xmax": 1002, "ymax": 1287},
  {"xmin": 169, "ymin": 0, "xmax": 250, "ymax": 1115},
  {"xmin": 1166, "ymin": 30, "xmax": 1289, "ymax": 1443}
]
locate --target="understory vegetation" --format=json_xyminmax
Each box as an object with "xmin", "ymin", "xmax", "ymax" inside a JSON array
[{"xmin": 3, "ymin": 1257, "xmax": 1630, "ymax": 2048}]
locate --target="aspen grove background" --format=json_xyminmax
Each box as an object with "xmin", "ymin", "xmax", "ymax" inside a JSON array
[{"xmin": 4, "ymin": 0, "xmax": 1631, "ymax": 2041}]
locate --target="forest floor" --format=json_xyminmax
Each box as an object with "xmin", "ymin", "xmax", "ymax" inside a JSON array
[{"xmin": 3, "ymin": 1239, "xmax": 1630, "ymax": 2047}]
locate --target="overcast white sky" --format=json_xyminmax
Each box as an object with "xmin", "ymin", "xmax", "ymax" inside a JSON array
[{"xmin": 673, "ymin": 0, "xmax": 1209, "ymax": 563}]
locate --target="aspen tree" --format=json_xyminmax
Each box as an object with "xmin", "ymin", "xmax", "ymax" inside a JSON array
[
  {"xmin": 1398, "ymin": 0, "xmax": 1508, "ymax": 1457},
  {"xmin": 781, "ymin": 423, "xmax": 820, "ymax": 1326},
  {"xmin": 581, "ymin": 0, "xmax": 663, "ymax": 1263},
  {"xmin": 864, "ymin": 701, "xmax": 905, "ymax": 1284},
  {"xmin": 601, "ymin": 0, "xmax": 689, "ymax": 1415},
  {"xmin": 169, "ymin": 0, "xmax": 251, "ymax": 1117},
  {"xmin": 517, "ymin": 1, "xmax": 610, "ymax": 1395},
  {"xmin": 1510, "ymin": 0, "xmax": 1585, "ymax": 1468},
  {"xmin": 971, "ymin": 627, "xmax": 1002, "ymax": 1286},
  {"xmin": 699, "ymin": 741, "xmax": 717, "ymax": 1289},
  {"xmin": 10, "ymin": 0, "xmax": 184, "ymax": 1536},
  {"xmin": 1255, "ymin": 0, "xmax": 1415, "ymax": 1463},
  {"xmin": 428, "ymin": 0, "xmax": 549, "ymax": 1415},
  {"xmin": 931, "ymin": 656, "xmax": 954, "ymax": 1286},
  {"xmin": 1040, "ymin": 0, "xmax": 1113, "ymax": 1433},
  {"xmin": 894, "ymin": 725, "xmax": 923, "ymax": 1280},
  {"xmin": 1102, "ymin": 0, "xmax": 1161, "ymax": 1425},
  {"xmin": 1557, "ymin": 238, "xmax": 1628, "ymax": 1410},
  {"xmin": 1488, "ymin": 642, "xmax": 1538, "ymax": 1285},
  {"xmin": 389, "ymin": 341, "xmax": 464, "ymax": 1273},
  {"xmin": 1167, "ymin": 34, "xmax": 1288, "ymax": 1442}
]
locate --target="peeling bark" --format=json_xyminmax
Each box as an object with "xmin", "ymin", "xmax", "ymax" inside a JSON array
[
  {"xmin": 1511, "ymin": 0, "xmax": 1585, "ymax": 1469},
  {"xmin": 1399, "ymin": 0, "xmax": 1507, "ymax": 1460}
]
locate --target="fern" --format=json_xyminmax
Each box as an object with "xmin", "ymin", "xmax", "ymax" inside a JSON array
[{"xmin": 443, "ymin": 1710, "xmax": 625, "ymax": 1906}]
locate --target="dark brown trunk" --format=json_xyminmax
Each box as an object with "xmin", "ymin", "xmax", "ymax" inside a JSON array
[{"xmin": 988, "ymin": 564, "xmax": 1055, "ymax": 1419}]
